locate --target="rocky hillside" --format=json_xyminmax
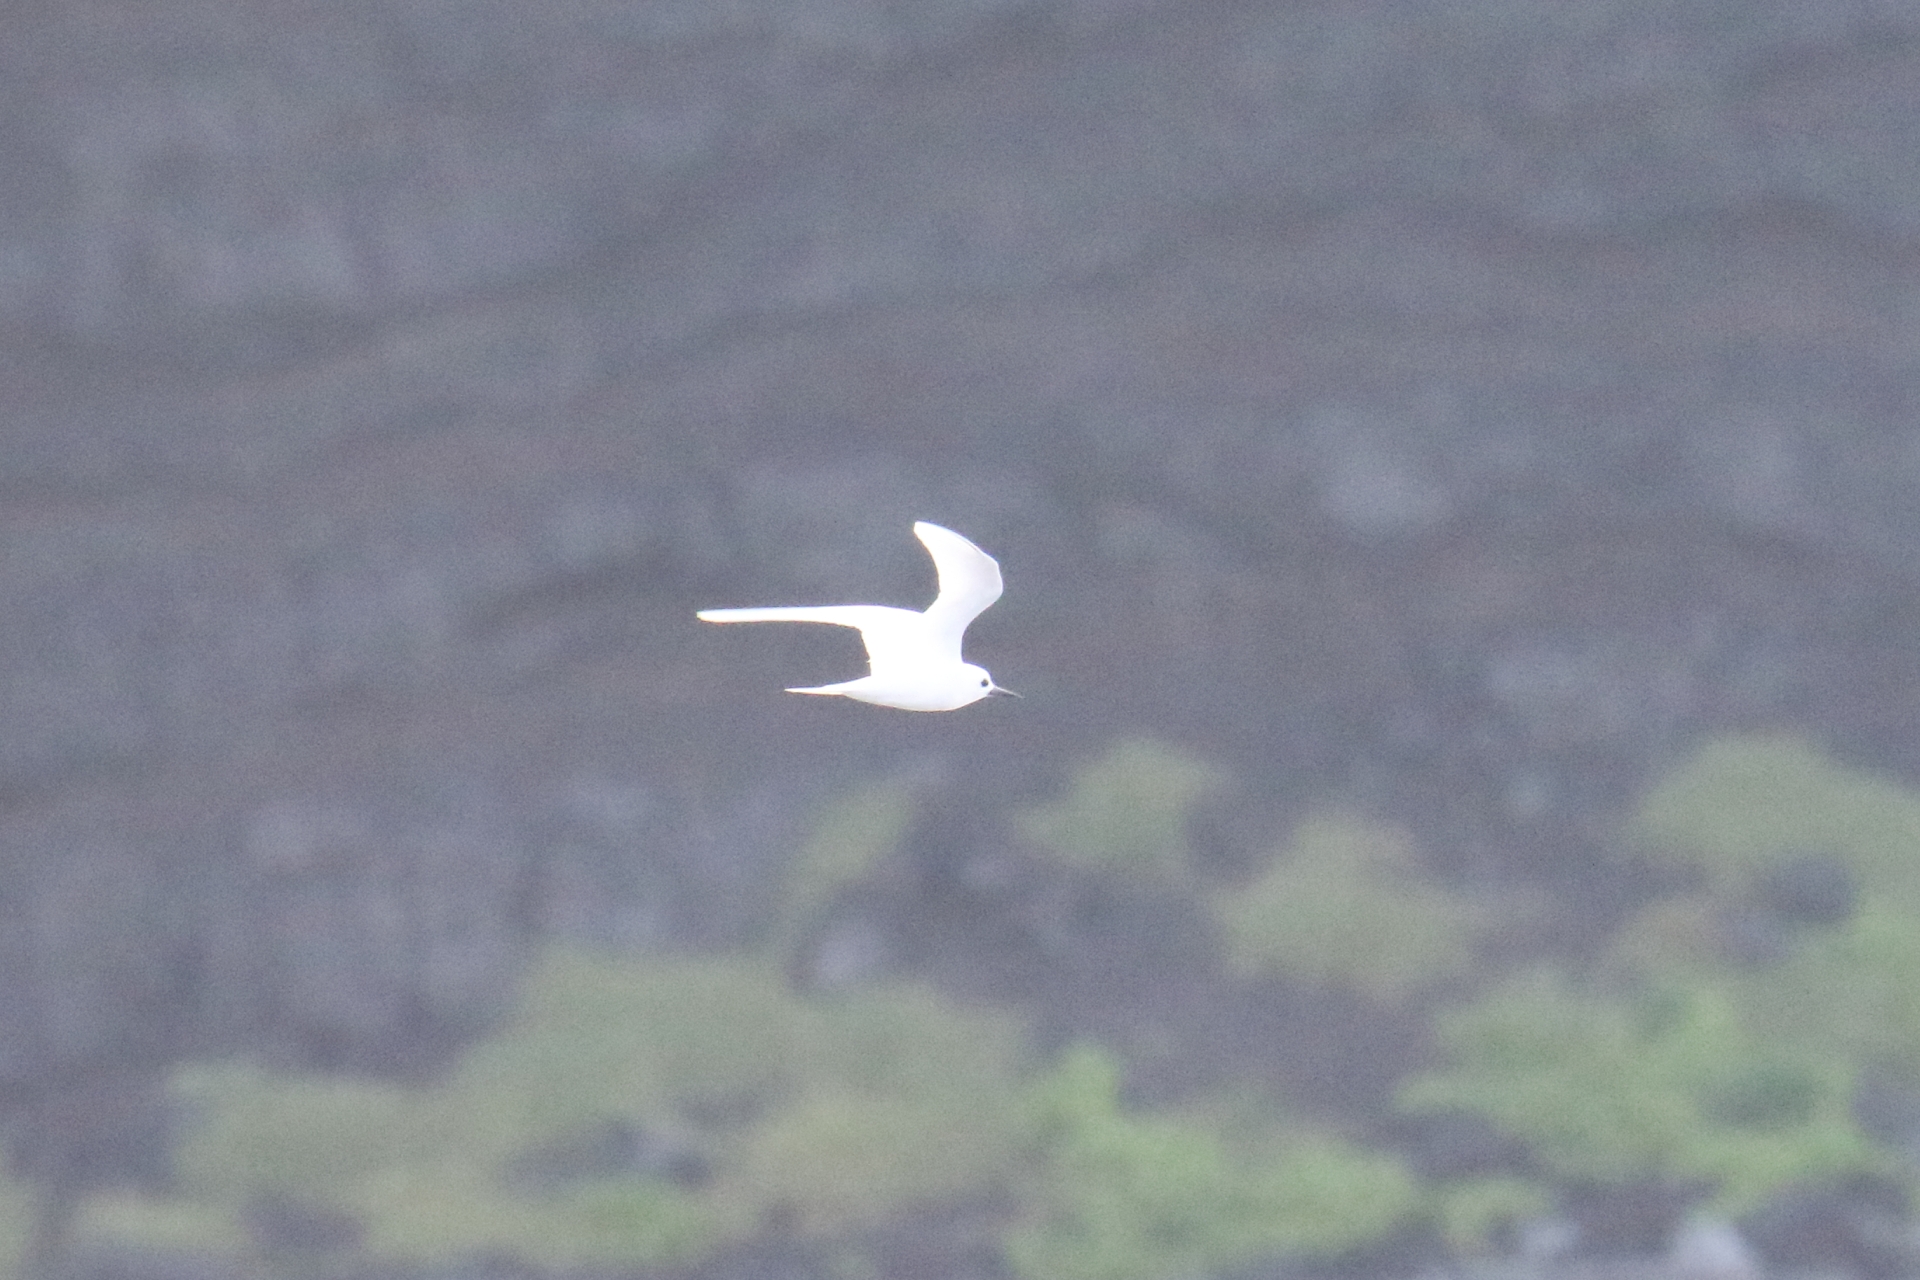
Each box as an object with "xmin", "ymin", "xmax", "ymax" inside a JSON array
[{"xmin": 3, "ymin": 0, "xmax": 1919, "ymax": 1276}]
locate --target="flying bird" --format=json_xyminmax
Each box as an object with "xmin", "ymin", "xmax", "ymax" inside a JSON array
[{"xmin": 698, "ymin": 521, "xmax": 1017, "ymax": 711}]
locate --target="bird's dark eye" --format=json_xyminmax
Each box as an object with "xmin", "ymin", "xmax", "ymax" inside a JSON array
[{"xmin": 979, "ymin": 677, "xmax": 990, "ymax": 687}]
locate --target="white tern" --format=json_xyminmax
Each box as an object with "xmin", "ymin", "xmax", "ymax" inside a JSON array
[{"xmin": 698, "ymin": 521, "xmax": 1017, "ymax": 711}]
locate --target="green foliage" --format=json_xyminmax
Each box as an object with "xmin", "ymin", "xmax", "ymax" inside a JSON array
[
  {"xmin": 1400, "ymin": 970, "xmax": 1878, "ymax": 1214},
  {"xmin": 87, "ymin": 948, "xmax": 1030, "ymax": 1271},
  {"xmin": 1018, "ymin": 738, "xmax": 1221, "ymax": 879},
  {"xmin": 151, "ymin": 953, "xmax": 784, "ymax": 1269},
  {"xmin": 91, "ymin": 950, "xmax": 1429, "ymax": 1280},
  {"xmin": 95, "ymin": 734, "xmax": 1920, "ymax": 1277},
  {"xmin": 77, "ymin": 1191, "xmax": 245, "ymax": 1257},
  {"xmin": 0, "ymin": 1173, "xmax": 35, "ymax": 1276},
  {"xmin": 1213, "ymin": 813, "xmax": 1490, "ymax": 1002},
  {"xmin": 1423, "ymin": 1176, "xmax": 1554, "ymax": 1256},
  {"xmin": 727, "ymin": 982, "xmax": 1030, "ymax": 1233},
  {"xmin": 353, "ymin": 1154, "xmax": 719, "ymax": 1266},
  {"xmin": 1007, "ymin": 1046, "xmax": 1416, "ymax": 1280},
  {"xmin": 1399, "ymin": 735, "xmax": 1920, "ymax": 1237},
  {"xmin": 1752, "ymin": 897, "xmax": 1920, "ymax": 1070},
  {"xmin": 736, "ymin": 1091, "xmax": 1009, "ymax": 1233},
  {"xmin": 167, "ymin": 1063, "xmax": 455, "ymax": 1205},
  {"xmin": 1624, "ymin": 732, "xmax": 1920, "ymax": 1094},
  {"xmin": 1632, "ymin": 733, "xmax": 1920, "ymax": 905},
  {"xmin": 459, "ymin": 947, "xmax": 797, "ymax": 1128},
  {"xmin": 769, "ymin": 779, "xmax": 918, "ymax": 954},
  {"xmin": 1610, "ymin": 893, "xmax": 1920, "ymax": 1086}
]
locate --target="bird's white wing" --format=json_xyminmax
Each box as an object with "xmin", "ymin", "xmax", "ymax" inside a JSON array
[
  {"xmin": 697, "ymin": 605, "xmax": 925, "ymax": 673},
  {"xmin": 912, "ymin": 522, "xmax": 1003, "ymax": 651}
]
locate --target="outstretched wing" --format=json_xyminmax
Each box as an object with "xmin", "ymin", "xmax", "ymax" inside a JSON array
[
  {"xmin": 912, "ymin": 522, "xmax": 1003, "ymax": 653},
  {"xmin": 696, "ymin": 605, "xmax": 924, "ymax": 673}
]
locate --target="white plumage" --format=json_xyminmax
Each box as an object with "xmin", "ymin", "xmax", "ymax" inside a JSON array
[{"xmin": 698, "ymin": 521, "xmax": 1016, "ymax": 711}]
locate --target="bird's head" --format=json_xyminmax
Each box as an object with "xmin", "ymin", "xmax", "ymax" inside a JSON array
[{"xmin": 961, "ymin": 662, "xmax": 1020, "ymax": 705}]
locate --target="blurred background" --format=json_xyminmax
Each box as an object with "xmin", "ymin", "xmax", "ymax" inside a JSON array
[{"xmin": 6, "ymin": 0, "xmax": 1920, "ymax": 1277}]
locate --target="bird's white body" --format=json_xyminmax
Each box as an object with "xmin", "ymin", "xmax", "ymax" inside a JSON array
[{"xmin": 698, "ymin": 521, "xmax": 1014, "ymax": 711}]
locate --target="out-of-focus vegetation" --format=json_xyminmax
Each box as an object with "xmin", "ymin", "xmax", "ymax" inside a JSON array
[
  {"xmin": 59, "ymin": 734, "xmax": 1920, "ymax": 1276},
  {"xmin": 767, "ymin": 777, "xmax": 918, "ymax": 954},
  {"xmin": 88, "ymin": 951, "xmax": 1029, "ymax": 1270},
  {"xmin": 1017, "ymin": 737, "xmax": 1221, "ymax": 880},
  {"xmin": 1007, "ymin": 1045, "xmax": 1415, "ymax": 1280},
  {"xmin": 1633, "ymin": 734, "xmax": 1920, "ymax": 902},
  {"xmin": 0, "ymin": 1177, "xmax": 32, "ymax": 1276},
  {"xmin": 1213, "ymin": 813, "xmax": 1490, "ymax": 1003},
  {"xmin": 1402, "ymin": 971, "xmax": 1875, "ymax": 1212},
  {"xmin": 1406, "ymin": 734, "xmax": 1920, "ymax": 1244},
  {"xmin": 81, "ymin": 947, "xmax": 1402, "ymax": 1278},
  {"xmin": 1623, "ymin": 734, "xmax": 1920, "ymax": 1072}
]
